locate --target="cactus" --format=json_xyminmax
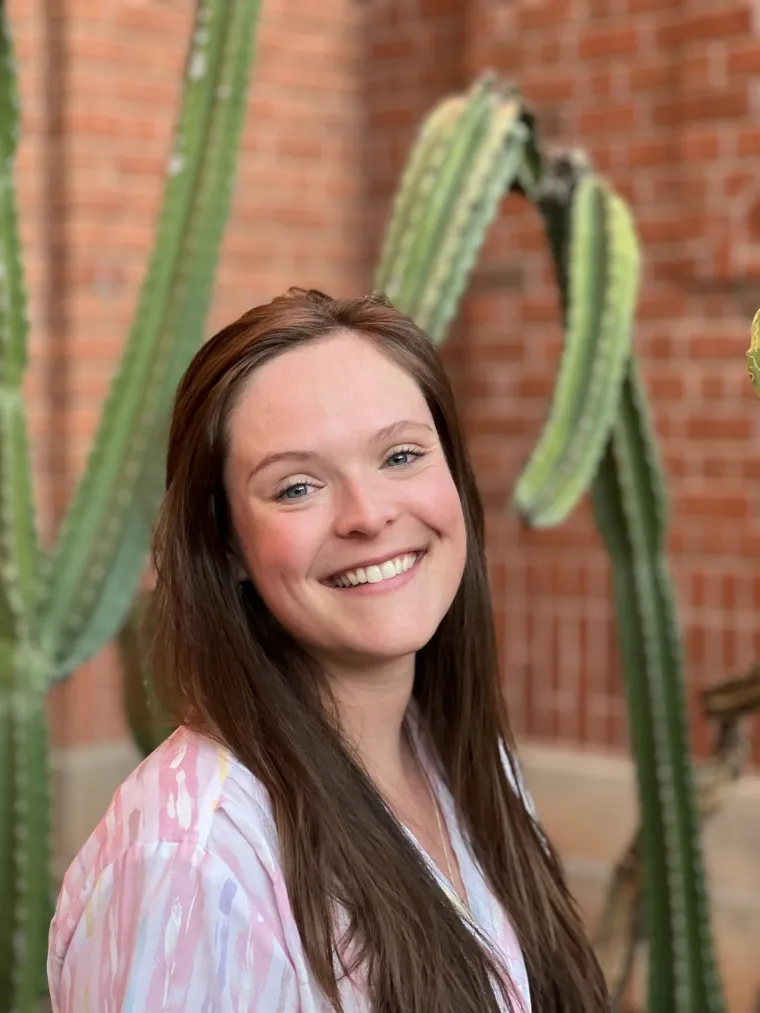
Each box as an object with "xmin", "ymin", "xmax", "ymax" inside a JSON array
[
  {"xmin": 590, "ymin": 366, "xmax": 722, "ymax": 1013},
  {"xmin": 747, "ymin": 309, "xmax": 760, "ymax": 397},
  {"xmin": 594, "ymin": 665, "xmax": 760, "ymax": 1009},
  {"xmin": 375, "ymin": 73, "xmax": 535, "ymax": 346},
  {"xmin": 373, "ymin": 73, "xmax": 726, "ymax": 1013},
  {"xmin": 513, "ymin": 172, "xmax": 640, "ymax": 527},
  {"xmin": 0, "ymin": 1, "xmax": 263, "ymax": 1009}
]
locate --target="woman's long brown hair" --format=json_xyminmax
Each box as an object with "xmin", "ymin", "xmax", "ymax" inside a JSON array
[{"xmin": 148, "ymin": 288, "xmax": 609, "ymax": 1013}]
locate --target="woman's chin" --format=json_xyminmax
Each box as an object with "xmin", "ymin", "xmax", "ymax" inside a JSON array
[{"xmin": 332, "ymin": 620, "xmax": 441, "ymax": 667}]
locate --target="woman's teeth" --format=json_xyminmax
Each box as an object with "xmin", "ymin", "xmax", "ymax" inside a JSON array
[{"xmin": 329, "ymin": 552, "xmax": 419, "ymax": 588}]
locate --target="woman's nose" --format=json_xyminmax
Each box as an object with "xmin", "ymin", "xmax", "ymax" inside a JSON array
[{"xmin": 332, "ymin": 479, "xmax": 399, "ymax": 539}]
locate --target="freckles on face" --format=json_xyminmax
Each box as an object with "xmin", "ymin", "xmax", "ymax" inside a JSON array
[{"xmin": 223, "ymin": 330, "xmax": 467, "ymax": 664}]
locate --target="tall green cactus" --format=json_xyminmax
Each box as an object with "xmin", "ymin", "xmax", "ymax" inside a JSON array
[
  {"xmin": 0, "ymin": 1, "xmax": 262, "ymax": 1009},
  {"xmin": 373, "ymin": 73, "xmax": 725, "ymax": 1013}
]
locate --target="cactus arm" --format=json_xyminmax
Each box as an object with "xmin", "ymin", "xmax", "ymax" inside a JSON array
[
  {"xmin": 513, "ymin": 172, "xmax": 640, "ymax": 527},
  {"xmin": 374, "ymin": 96, "xmax": 466, "ymax": 296},
  {"xmin": 375, "ymin": 74, "xmax": 531, "ymax": 345},
  {"xmin": 591, "ymin": 364, "xmax": 724, "ymax": 1013},
  {"xmin": 0, "ymin": 11, "xmax": 42, "ymax": 634},
  {"xmin": 420, "ymin": 101, "xmax": 527, "ymax": 344},
  {"xmin": 746, "ymin": 309, "xmax": 760, "ymax": 397},
  {"xmin": 37, "ymin": 0, "xmax": 262, "ymax": 672},
  {"xmin": 391, "ymin": 80, "xmax": 493, "ymax": 318}
]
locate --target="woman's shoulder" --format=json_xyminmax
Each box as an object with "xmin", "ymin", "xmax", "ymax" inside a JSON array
[
  {"xmin": 103, "ymin": 725, "xmax": 276, "ymax": 851},
  {"xmin": 53, "ymin": 726, "xmax": 283, "ymax": 935},
  {"xmin": 48, "ymin": 730, "xmax": 315, "ymax": 1012}
]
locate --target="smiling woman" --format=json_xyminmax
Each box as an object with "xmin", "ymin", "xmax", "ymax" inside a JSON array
[{"xmin": 46, "ymin": 289, "xmax": 609, "ymax": 1013}]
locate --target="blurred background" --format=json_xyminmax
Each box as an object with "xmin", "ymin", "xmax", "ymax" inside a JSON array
[{"xmin": 8, "ymin": 0, "xmax": 760, "ymax": 1009}]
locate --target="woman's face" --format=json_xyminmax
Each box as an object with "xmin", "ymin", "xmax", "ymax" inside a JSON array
[{"xmin": 224, "ymin": 331, "xmax": 467, "ymax": 671}]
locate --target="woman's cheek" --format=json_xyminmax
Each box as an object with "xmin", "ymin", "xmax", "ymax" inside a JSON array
[
  {"xmin": 426, "ymin": 470, "xmax": 466, "ymax": 533},
  {"xmin": 247, "ymin": 512, "xmax": 320, "ymax": 582}
]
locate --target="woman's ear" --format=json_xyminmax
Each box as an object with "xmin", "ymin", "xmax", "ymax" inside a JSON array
[
  {"xmin": 227, "ymin": 535, "xmax": 249, "ymax": 583},
  {"xmin": 229, "ymin": 553, "xmax": 248, "ymax": 582}
]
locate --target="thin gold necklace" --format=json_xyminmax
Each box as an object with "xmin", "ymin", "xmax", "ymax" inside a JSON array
[{"xmin": 410, "ymin": 731, "xmax": 471, "ymax": 916}]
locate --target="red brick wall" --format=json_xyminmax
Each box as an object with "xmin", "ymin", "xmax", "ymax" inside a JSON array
[
  {"xmin": 366, "ymin": 0, "xmax": 760, "ymax": 764},
  {"xmin": 11, "ymin": 0, "xmax": 760, "ymax": 763}
]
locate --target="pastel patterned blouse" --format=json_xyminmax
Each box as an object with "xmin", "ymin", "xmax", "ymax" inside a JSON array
[{"xmin": 48, "ymin": 716, "xmax": 533, "ymax": 1012}]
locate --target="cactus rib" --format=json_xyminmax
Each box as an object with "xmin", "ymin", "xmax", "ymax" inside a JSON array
[
  {"xmin": 591, "ymin": 363, "xmax": 724, "ymax": 1013},
  {"xmin": 0, "ymin": 14, "xmax": 42, "ymax": 635},
  {"xmin": 38, "ymin": 0, "xmax": 263, "ymax": 674},
  {"xmin": 513, "ymin": 174, "xmax": 640, "ymax": 527}
]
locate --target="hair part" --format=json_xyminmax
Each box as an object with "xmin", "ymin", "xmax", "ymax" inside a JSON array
[{"xmin": 148, "ymin": 288, "xmax": 609, "ymax": 1013}]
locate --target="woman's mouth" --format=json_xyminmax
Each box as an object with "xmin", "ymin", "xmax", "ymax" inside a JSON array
[{"xmin": 324, "ymin": 551, "xmax": 425, "ymax": 590}]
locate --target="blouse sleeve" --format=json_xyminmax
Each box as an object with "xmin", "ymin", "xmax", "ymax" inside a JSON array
[{"xmin": 49, "ymin": 839, "xmax": 302, "ymax": 1013}]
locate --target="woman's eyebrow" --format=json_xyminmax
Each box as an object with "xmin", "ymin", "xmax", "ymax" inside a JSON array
[{"xmin": 247, "ymin": 420, "xmax": 434, "ymax": 482}]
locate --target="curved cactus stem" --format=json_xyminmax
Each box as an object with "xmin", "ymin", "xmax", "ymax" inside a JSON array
[
  {"xmin": 0, "ymin": 11, "xmax": 43, "ymax": 638},
  {"xmin": 591, "ymin": 362, "xmax": 724, "ymax": 1013},
  {"xmin": 375, "ymin": 74, "xmax": 531, "ymax": 343},
  {"xmin": 513, "ymin": 171, "xmax": 640, "ymax": 526},
  {"xmin": 38, "ymin": 0, "xmax": 263, "ymax": 674},
  {"xmin": 374, "ymin": 95, "xmax": 466, "ymax": 296}
]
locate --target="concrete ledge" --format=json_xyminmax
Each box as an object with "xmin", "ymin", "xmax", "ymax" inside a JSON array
[
  {"xmin": 50, "ymin": 738, "xmax": 142, "ymax": 881},
  {"xmin": 519, "ymin": 741, "xmax": 760, "ymax": 1013}
]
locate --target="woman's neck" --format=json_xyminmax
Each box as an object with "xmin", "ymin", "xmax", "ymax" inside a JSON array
[{"xmin": 325, "ymin": 658, "xmax": 417, "ymax": 790}]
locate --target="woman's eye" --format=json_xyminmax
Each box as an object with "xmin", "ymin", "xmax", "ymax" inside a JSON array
[
  {"xmin": 276, "ymin": 482, "xmax": 312, "ymax": 502},
  {"xmin": 385, "ymin": 448, "xmax": 424, "ymax": 468}
]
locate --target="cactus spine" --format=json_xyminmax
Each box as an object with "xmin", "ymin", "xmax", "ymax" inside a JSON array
[
  {"xmin": 0, "ymin": 1, "xmax": 262, "ymax": 1009},
  {"xmin": 374, "ymin": 73, "xmax": 725, "ymax": 1013}
]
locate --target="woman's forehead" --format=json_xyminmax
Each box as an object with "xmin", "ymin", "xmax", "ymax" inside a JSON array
[{"xmin": 228, "ymin": 334, "xmax": 432, "ymax": 455}]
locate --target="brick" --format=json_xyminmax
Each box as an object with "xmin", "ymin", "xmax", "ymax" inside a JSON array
[
  {"xmin": 690, "ymin": 334, "xmax": 747, "ymax": 359},
  {"xmin": 677, "ymin": 493, "xmax": 751, "ymax": 520},
  {"xmin": 727, "ymin": 43, "xmax": 760, "ymax": 76},
  {"xmin": 579, "ymin": 26, "xmax": 640, "ymax": 62},
  {"xmin": 518, "ymin": 0, "xmax": 573, "ymax": 31},
  {"xmin": 687, "ymin": 417, "xmax": 753, "ymax": 441},
  {"xmin": 579, "ymin": 102, "xmax": 637, "ymax": 134},
  {"xmin": 657, "ymin": 7, "xmax": 752, "ymax": 50},
  {"xmin": 626, "ymin": 139, "xmax": 676, "ymax": 167},
  {"xmin": 652, "ymin": 86, "xmax": 749, "ymax": 126},
  {"xmin": 737, "ymin": 127, "xmax": 760, "ymax": 156},
  {"xmin": 679, "ymin": 126, "xmax": 722, "ymax": 161}
]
